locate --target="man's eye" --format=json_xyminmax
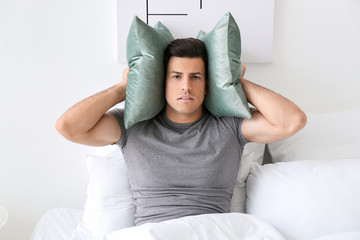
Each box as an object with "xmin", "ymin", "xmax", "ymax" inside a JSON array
[
  {"xmin": 173, "ymin": 75, "xmax": 180, "ymax": 79},
  {"xmin": 193, "ymin": 75, "xmax": 200, "ymax": 80}
]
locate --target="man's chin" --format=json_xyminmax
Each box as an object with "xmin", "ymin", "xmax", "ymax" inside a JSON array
[{"xmin": 165, "ymin": 105, "xmax": 203, "ymax": 120}]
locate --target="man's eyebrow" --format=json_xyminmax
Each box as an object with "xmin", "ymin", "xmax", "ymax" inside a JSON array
[
  {"xmin": 190, "ymin": 72, "xmax": 203, "ymax": 75},
  {"xmin": 170, "ymin": 71, "xmax": 183, "ymax": 75},
  {"xmin": 169, "ymin": 71, "xmax": 203, "ymax": 75}
]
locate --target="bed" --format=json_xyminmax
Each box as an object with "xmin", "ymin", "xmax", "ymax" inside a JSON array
[{"xmin": 30, "ymin": 109, "xmax": 360, "ymax": 240}]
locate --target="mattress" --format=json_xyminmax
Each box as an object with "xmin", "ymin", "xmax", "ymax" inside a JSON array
[{"xmin": 30, "ymin": 208, "xmax": 84, "ymax": 240}]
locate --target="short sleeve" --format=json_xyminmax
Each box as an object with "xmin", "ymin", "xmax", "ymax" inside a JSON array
[
  {"xmin": 221, "ymin": 115, "xmax": 249, "ymax": 148},
  {"xmin": 235, "ymin": 117, "xmax": 249, "ymax": 148},
  {"xmin": 107, "ymin": 108, "xmax": 126, "ymax": 148}
]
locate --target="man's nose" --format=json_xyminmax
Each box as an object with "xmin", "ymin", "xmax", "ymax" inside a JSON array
[{"xmin": 181, "ymin": 78, "xmax": 191, "ymax": 92}]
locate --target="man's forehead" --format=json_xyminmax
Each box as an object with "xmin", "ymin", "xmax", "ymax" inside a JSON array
[
  {"xmin": 168, "ymin": 57, "xmax": 204, "ymax": 65},
  {"xmin": 166, "ymin": 57, "xmax": 205, "ymax": 75}
]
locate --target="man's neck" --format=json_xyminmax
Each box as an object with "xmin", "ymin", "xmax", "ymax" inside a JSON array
[{"xmin": 165, "ymin": 106, "xmax": 203, "ymax": 124}]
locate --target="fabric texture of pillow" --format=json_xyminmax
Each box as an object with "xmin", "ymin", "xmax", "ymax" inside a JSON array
[
  {"xmin": 125, "ymin": 16, "xmax": 174, "ymax": 128},
  {"xmin": 103, "ymin": 213, "xmax": 285, "ymax": 240},
  {"xmin": 230, "ymin": 142, "xmax": 265, "ymax": 212},
  {"xmin": 197, "ymin": 12, "xmax": 251, "ymax": 119},
  {"xmin": 73, "ymin": 145, "xmax": 135, "ymax": 239},
  {"xmin": 71, "ymin": 185, "xmax": 93, "ymax": 239},
  {"xmin": 246, "ymin": 159, "xmax": 360, "ymax": 240},
  {"xmin": 267, "ymin": 109, "xmax": 360, "ymax": 162}
]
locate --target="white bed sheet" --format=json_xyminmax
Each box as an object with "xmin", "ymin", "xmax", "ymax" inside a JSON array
[
  {"xmin": 30, "ymin": 208, "xmax": 84, "ymax": 240},
  {"xmin": 312, "ymin": 232, "xmax": 360, "ymax": 240},
  {"xmin": 102, "ymin": 213, "xmax": 286, "ymax": 240},
  {"xmin": 30, "ymin": 208, "xmax": 360, "ymax": 240}
]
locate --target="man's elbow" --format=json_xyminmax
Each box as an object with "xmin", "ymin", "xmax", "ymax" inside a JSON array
[
  {"xmin": 55, "ymin": 117, "xmax": 79, "ymax": 142},
  {"xmin": 285, "ymin": 110, "xmax": 307, "ymax": 137}
]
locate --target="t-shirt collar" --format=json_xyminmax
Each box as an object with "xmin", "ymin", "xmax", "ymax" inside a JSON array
[{"xmin": 162, "ymin": 109, "xmax": 208, "ymax": 129}]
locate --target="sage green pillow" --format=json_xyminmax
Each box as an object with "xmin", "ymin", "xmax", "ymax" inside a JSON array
[
  {"xmin": 198, "ymin": 12, "xmax": 251, "ymax": 119},
  {"xmin": 125, "ymin": 16, "xmax": 174, "ymax": 128}
]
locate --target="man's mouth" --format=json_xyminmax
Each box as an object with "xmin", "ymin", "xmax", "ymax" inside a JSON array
[{"xmin": 177, "ymin": 96, "xmax": 194, "ymax": 101}]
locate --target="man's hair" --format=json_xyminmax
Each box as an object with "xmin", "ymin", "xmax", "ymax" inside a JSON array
[{"xmin": 164, "ymin": 38, "xmax": 208, "ymax": 79}]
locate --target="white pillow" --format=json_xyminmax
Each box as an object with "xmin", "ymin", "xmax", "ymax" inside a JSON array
[
  {"xmin": 71, "ymin": 185, "xmax": 92, "ymax": 239},
  {"xmin": 267, "ymin": 109, "xmax": 360, "ymax": 162},
  {"xmin": 103, "ymin": 213, "xmax": 285, "ymax": 240},
  {"xmin": 73, "ymin": 145, "xmax": 135, "ymax": 239},
  {"xmin": 246, "ymin": 159, "xmax": 360, "ymax": 240},
  {"xmin": 230, "ymin": 142, "xmax": 265, "ymax": 212}
]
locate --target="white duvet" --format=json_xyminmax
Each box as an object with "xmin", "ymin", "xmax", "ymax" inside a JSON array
[
  {"xmin": 312, "ymin": 232, "xmax": 360, "ymax": 240},
  {"xmin": 31, "ymin": 208, "xmax": 360, "ymax": 240},
  {"xmin": 101, "ymin": 213, "xmax": 285, "ymax": 240},
  {"xmin": 30, "ymin": 208, "xmax": 84, "ymax": 240}
]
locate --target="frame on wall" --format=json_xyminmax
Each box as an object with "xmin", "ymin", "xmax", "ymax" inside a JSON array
[{"xmin": 117, "ymin": 0, "xmax": 275, "ymax": 63}]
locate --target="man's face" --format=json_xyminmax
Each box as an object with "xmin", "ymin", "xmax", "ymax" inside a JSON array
[{"xmin": 165, "ymin": 56, "xmax": 206, "ymax": 123}]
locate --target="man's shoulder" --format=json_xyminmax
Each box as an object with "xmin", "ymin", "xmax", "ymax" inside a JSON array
[{"xmin": 207, "ymin": 112, "xmax": 244, "ymax": 125}]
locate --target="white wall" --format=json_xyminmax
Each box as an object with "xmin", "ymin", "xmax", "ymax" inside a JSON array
[
  {"xmin": 0, "ymin": 0, "xmax": 123, "ymax": 239},
  {"xmin": 247, "ymin": 0, "xmax": 360, "ymax": 113},
  {"xmin": 0, "ymin": 0, "xmax": 359, "ymax": 239}
]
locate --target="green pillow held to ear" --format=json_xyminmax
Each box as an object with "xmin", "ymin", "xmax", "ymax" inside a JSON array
[
  {"xmin": 198, "ymin": 12, "xmax": 251, "ymax": 119},
  {"xmin": 125, "ymin": 16, "xmax": 174, "ymax": 129},
  {"xmin": 124, "ymin": 12, "xmax": 250, "ymax": 129}
]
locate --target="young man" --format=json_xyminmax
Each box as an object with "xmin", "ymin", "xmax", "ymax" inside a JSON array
[{"xmin": 56, "ymin": 38, "xmax": 306, "ymax": 225}]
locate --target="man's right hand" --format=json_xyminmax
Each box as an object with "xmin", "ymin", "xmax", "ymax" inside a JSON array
[
  {"xmin": 241, "ymin": 64, "xmax": 246, "ymax": 79},
  {"xmin": 120, "ymin": 68, "xmax": 129, "ymax": 88}
]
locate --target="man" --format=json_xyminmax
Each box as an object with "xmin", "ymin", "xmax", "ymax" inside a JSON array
[{"xmin": 56, "ymin": 38, "xmax": 306, "ymax": 225}]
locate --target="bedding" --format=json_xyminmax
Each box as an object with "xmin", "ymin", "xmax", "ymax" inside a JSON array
[
  {"xmin": 76, "ymin": 146, "xmax": 135, "ymax": 239},
  {"xmin": 30, "ymin": 208, "xmax": 85, "ymax": 240},
  {"xmin": 246, "ymin": 158, "xmax": 360, "ymax": 240},
  {"xmin": 30, "ymin": 208, "xmax": 360, "ymax": 240},
  {"xmin": 31, "ymin": 108, "xmax": 360, "ymax": 239},
  {"xmin": 267, "ymin": 109, "xmax": 360, "ymax": 162},
  {"xmin": 230, "ymin": 142, "xmax": 265, "ymax": 212},
  {"xmin": 311, "ymin": 232, "xmax": 360, "ymax": 240},
  {"xmin": 102, "ymin": 213, "xmax": 285, "ymax": 240}
]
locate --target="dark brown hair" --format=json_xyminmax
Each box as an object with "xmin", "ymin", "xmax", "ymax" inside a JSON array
[{"xmin": 164, "ymin": 38, "xmax": 208, "ymax": 80}]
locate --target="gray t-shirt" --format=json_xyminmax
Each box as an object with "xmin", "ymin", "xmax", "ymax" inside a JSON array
[{"xmin": 109, "ymin": 108, "xmax": 248, "ymax": 225}]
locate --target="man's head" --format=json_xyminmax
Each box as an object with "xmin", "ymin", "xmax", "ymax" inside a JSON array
[
  {"xmin": 164, "ymin": 38, "xmax": 208, "ymax": 80},
  {"xmin": 163, "ymin": 38, "xmax": 208, "ymax": 123}
]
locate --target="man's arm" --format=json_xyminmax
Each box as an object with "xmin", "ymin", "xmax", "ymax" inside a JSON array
[
  {"xmin": 241, "ymin": 67, "xmax": 307, "ymax": 144},
  {"xmin": 56, "ymin": 68, "xmax": 129, "ymax": 146}
]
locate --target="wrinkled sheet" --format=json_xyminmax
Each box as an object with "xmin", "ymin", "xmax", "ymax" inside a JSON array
[{"xmin": 102, "ymin": 213, "xmax": 285, "ymax": 240}]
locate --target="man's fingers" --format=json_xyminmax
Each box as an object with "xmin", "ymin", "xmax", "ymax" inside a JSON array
[
  {"xmin": 122, "ymin": 68, "xmax": 130, "ymax": 81},
  {"xmin": 241, "ymin": 64, "xmax": 246, "ymax": 77}
]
